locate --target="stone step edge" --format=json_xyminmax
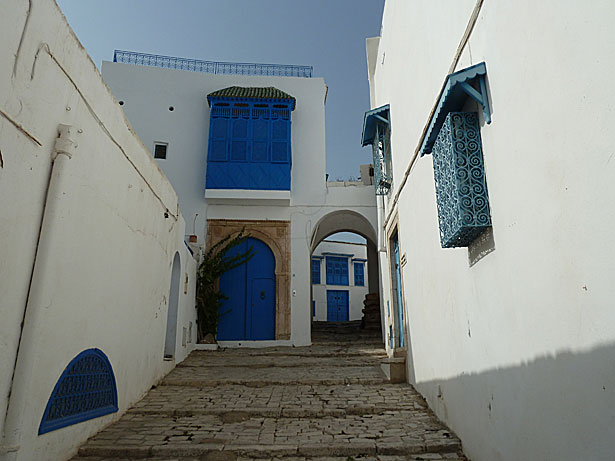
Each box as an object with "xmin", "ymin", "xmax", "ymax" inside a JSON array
[
  {"xmin": 194, "ymin": 350, "xmax": 387, "ymax": 357},
  {"xmin": 78, "ymin": 439, "xmax": 462, "ymax": 459},
  {"xmin": 160, "ymin": 377, "xmax": 388, "ymax": 387},
  {"xmin": 126, "ymin": 404, "xmax": 428, "ymax": 418},
  {"xmin": 73, "ymin": 456, "xmax": 466, "ymax": 461},
  {"xmin": 177, "ymin": 361, "xmax": 386, "ymax": 369}
]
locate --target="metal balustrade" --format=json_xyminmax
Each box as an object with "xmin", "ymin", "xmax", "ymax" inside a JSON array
[{"xmin": 113, "ymin": 50, "xmax": 313, "ymax": 78}]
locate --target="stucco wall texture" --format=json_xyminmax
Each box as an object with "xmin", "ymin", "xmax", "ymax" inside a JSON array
[
  {"xmin": 0, "ymin": 1, "xmax": 197, "ymax": 460},
  {"xmin": 369, "ymin": 1, "xmax": 615, "ymax": 460}
]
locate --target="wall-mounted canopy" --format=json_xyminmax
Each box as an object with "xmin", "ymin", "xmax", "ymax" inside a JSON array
[
  {"xmin": 420, "ymin": 62, "xmax": 490, "ymax": 156},
  {"xmin": 361, "ymin": 104, "xmax": 390, "ymax": 147},
  {"xmin": 207, "ymin": 86, "xmax": 296, "ymax": 110}
]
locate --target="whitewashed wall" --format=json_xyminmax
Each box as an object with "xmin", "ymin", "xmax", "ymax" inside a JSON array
[
  {"xmin": 0, "ymin": 1, "xmax": 196, "ymax": 459},
  {"xmin": 102, "ymin": 63, "xmax": 379, "ymax": 347},
  {"xmin": 312, "ymin": 240, "xmax": 368, "ymax": 321},
  {"xmin": 370, "ymin": 1, "xmax": 615, "ymax": 460}
]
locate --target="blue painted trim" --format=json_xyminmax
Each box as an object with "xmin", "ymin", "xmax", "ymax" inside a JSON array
[
  {"xmin": 351, "ymin": 258, "xmax": 367, "ymax": 262},
  {"xmin": 420, "ymin": 62, "xmax": 491, "ymax": 156},
  {"xmin": 361, "ymin": 104, "xmax": 390, "ymax": 147},
  {"xmin": 39, "ymin": 349, "xmax": 118, "ymax": 435},
  {"xmin": 311, "ymin": 255, "xmax": 324, "ymax": 260},
  {"xmin": 320, "ymin": 252, "xmax": 353, "ymax": 258}
]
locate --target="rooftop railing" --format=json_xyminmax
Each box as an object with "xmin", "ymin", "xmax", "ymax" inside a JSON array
[{"xmin": 113, "ymin": 50, "xmax": 313, "ymax": 78}]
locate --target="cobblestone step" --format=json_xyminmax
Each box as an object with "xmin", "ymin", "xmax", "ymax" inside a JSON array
[
  {"xmin": 73, "ymin": 323, "xmax": 466, "ymax": 460},
  {"xmin": 73, "ymin": 455, "xmax": 466, "ymax": 461},
  {"xmin": 178, "ymin": 355, "xmax": 385, "ymax": 369},
  {"xmin": 129, "ymin": 384, "xmax": 428, "ymax": 418},
  {"xmin": 162, "ymin": 366, "xmax": 387, "ymax": 387},
  {"xmin": 77, "ymin": 411, "xmax": 461, "ymax": 459},
  {"xmin": 204, "ymin": 346, "xmax": 386, "ymax": 358}
]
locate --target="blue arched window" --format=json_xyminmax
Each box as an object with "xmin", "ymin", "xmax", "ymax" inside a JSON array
[
  {"xmin": 205, "ymin": 86, "xmax": 295, "ymax": 191},
  {"xmin": 39, "ymin": 349, "xmax": 118, "ymax": 435}
]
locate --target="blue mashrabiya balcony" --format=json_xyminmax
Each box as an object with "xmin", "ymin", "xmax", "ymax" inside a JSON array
[{"xmin": 205, "ymin": 86, "xmax": 295, "ymax": 205}]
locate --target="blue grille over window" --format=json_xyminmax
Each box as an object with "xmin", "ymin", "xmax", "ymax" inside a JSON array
[
  {"xmin": 312, "ymin": 259, "xmax": 321, "ymax": 284},
  {"xmin": 361, "ymin": 105, "xmax": 392, "ymax": 195},
  {"xmin": 326, "ymin": 256, "xmax": 349, "ymax": 286},
  {"xmin": 432, "ymin": 112, "xmax": 491, "ymax": 248},
  {"xmin": 206, "ymin": 92, "xmax": 294, "ymax": 191},
  {"xmin": 39, "ymin": 349, "xmax": 118, "ymax": 435},
  {"xmin": 354, "ymin": 262, "xmax": 365, "ymax": 286}
]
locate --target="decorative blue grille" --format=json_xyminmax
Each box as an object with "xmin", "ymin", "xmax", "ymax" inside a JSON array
[
  {"xmin": 113, "ymin": 50, "xmax": 313, "ymax": 78},
  {"xmin": 39, "ymin": 349, "xmax": 118, "ymax": 435},
  {"xmin": 432, "ymin": 112, "xmax": 491, "ymax": 248},
  {"xmin": 362, "ymin": 106, "xmax": 392, "ymax": 196},
  {"xmin": 371, "ymin": 124, "xmax": 393, "ymax": 195}
]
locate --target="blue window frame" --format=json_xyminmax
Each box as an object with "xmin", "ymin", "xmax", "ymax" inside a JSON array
[
  {"xmin": 39, "ymin": 349, "xmax": 118, "ymax": 435},
  {"xmin": 312, "ymin": 259, "xmax": 321, "ymax": 284},
  {"xmin": 206, "ymin": 87, "xmax": 295, "ymax": 191},
  {"xmin": 354, "ymin": 262, "xmax": 364, "ymax": 286},
  {"xmin": 325, "ymin": 256, "xmax": 349, "ymax": 286}
]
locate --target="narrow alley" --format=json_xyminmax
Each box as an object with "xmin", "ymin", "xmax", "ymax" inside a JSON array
[{"xmin": 72, "ymin": 323, "xmax": 466, "ymax": 460}]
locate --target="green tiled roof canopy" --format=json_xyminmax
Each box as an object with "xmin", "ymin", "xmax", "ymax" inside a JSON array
[{"xmin": 207, "ymin": 86, "xmax": 296, "ymax": 109}]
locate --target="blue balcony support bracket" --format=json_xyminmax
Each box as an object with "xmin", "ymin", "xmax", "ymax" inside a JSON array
[
  {"xmin": 420, "ymin": 62, "xmax": 491, "ymax": 156},
  {"xmin": 431, "ymin": 112, "xmax": 492, "ymax": 248}
]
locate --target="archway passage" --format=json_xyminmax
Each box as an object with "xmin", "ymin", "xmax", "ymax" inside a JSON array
[
  {"xmin": 218, "ymin": 237, "xmax": 276, "ymax": 340},
  {"xmin": 164, "ymin": 252, "xmax": 181, "ymax": 358},
  {"xmin": 310, "ymin": 211, "xmax": 382, "ymax": 344}
]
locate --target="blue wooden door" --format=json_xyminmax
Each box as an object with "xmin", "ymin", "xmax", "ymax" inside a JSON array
[
  {"xmin": 326, "ymin": 290, "xmax": 349, "ymax": 322},
  {"xmin": 217, "ymin": 238, "xmax": 276, "ymax": 340},
  {"xmin": 392, "ymin": 233, "xmax": 405, "ymax": 348}
]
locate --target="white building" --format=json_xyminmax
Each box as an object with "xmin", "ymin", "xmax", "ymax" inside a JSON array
[
  {"xmin": 311, "ymin": 239, "xmax": 369, "ymax": 322},
  {"xmin": 102, "ymin": 55, "xmax": 379, "ymax": 347},
  {"xmin": 364, "ymin": 1, "xmax": 615, "ymax": 460}
]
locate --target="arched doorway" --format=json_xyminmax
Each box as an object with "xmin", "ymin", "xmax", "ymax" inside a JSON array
[
  {"xmin": 217, "ymin": 237, "xmax": 276, "ymax": 340},
  {"xmin": 309, "ymin": 210, "xmax": 382, "ymax": 343},
  {"xmin": 164, "ymin": 252, "xmax": 181, "ymax": 359}
]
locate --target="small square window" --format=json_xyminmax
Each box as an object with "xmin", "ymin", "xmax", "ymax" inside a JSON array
[{"xmin": 154, "ymin": 143, "xmax": 168, "ymax": 159}]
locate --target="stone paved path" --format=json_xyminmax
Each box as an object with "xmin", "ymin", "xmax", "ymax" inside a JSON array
[{"xmin": 73, "ymin": 322, "xmax": 466, "ymax": 460}]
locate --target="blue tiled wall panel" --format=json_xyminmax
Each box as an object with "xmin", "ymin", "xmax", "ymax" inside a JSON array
[
  {"xmin": 206, "ymin": 162, "xmax": 290, "ymax": 190},
  {"xmin": 432, "ymin": 112, "xmax": 491, "ymax": 248}
]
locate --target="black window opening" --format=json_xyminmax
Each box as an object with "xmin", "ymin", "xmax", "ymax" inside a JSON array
[{"xmin": 154, "ymin": 143, "xmax": 168, "ymax": 159}]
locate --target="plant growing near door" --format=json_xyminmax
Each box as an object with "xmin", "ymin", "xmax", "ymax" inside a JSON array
[{"xmin": 195, "ymin": 229, "xmax": 253, "ymax": 342}]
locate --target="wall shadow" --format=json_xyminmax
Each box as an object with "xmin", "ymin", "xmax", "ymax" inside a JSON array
[{"xmin": 411, "ymin": 342, "xmax": 615, "ymax": 461}]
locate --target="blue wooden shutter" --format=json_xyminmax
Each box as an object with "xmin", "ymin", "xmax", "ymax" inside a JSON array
[
  {"xmin": 354, "ymin": 262, "xmax": 364, "ymax": 286},
  {"xmin": 312, "ymin": 259, "xmax": 321, "ymax": 284}
]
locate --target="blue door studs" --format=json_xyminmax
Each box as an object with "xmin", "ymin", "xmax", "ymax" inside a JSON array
[
  {"xmin": 326, "ymin": 290, "xmax": 349, "ymax": 322},
  {"xmin": 217, "ymin": 238, "xmax": 276, "ymax": 340}
]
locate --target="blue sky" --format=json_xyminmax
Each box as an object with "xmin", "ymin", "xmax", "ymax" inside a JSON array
[{"xmin": 57, "ymin": 0, "xmax": 384, "ymax": 182}]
